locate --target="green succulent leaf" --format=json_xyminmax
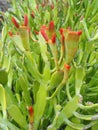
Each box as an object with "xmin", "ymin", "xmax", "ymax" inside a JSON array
[
  {"xmin": 34, "ymin": 85, "xmax": 47, "ymax": 129},
  {"xmin": 8, "ymin": 105, "xmax": 27, "ymax": 129}
]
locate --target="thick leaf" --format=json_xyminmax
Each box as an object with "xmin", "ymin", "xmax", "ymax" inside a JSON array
[
  {"xmin": 65, "ymin": 126, "xmax": 76, "ymax": 130},
  {"xmin": 0, "ymin": 69, "xmax": 8, "ymax": 85},
  {"xmin": 34, "ymin": 85, "xmax": 47, "ymax": 129},
  {"xmin": 25, "ymin": 51, "xmax": 43, "ymax": 83},
  {"xmin": 48, "ymin": 70, "xmax": 64, "ymax": 91},
  {"xmin": 38, "ymin": 33, "xmax": 48, "ymax": 62},
  {"xmin": 43, "ymin": 62, "xmax": 51, "ymax": 83},
  {"xmin": 12, "ymin": 35, "xmax": 25, "ymax": 52},
  {"xmin": 2, "ymin": 55, "xmax": 11, "ymax": 72},
  {"xmin": 75, "ymin": 67, "xmax": 85, "ymax": 94},
  {"xmin": 19, "ymin": 28, "xmax": 30, "ymax": 51},
  {"xmin": 64, "ymin": 118, "xmax": 85, "ymax": 130},
  {"xmin": 18, "ymin": 74, "xmax": 31, "ymax": 105},
  {"xmin": 92, "ymin": 122, "xmax": 98, "ymax": 130},
  {"xmin": 0, "ymin": 118, "xmax": 19, "ymax": 130},
  {"xmin": 1, "ymin": 24, "xmax": 8, "ymax": 43},
  {"xmin": 74, "ymin": 112, "xmax": 98, "ymax": 120},
  {"xmin": 29, "ymin": 0, "xmax": 36, "ymax": 9},
  {"xmin": 89, "ymin": 71, "xmax": 98, "ymax": 86},
  {"xmin": 8, "ymin": 105, "xmax": 27, "ymax": 129},
  {"xmin": 47, "ymin": 125, "xmax": 56, "ymax": 130},
  {"xmin": 5, "ymin": 86, "xmax": 17, "ymax": 107},
  {"xmin": 56, "ymin": 95, "xmax": 80, "ymax": 128},
  {"xmin": 0, "ymin": 84, "xmax": 6, "ymax": 118}
]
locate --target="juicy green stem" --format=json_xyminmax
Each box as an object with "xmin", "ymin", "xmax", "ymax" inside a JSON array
[
  {"xmin": 79, "ymin": 103, "xmax": 98, "ymax": 110},
  {"xmin": 47, "ymin": 79, "xmax": 65, "ymax": 100},
  {"xmin": 80, "ymin": 19, "xmax": 91, "ymax": 41}
]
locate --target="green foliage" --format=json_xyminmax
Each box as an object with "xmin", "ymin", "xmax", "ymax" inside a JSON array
[
  {"xmin": 0, "ymin": 69, "xmax": 8, "ymax": 85},
  {"xmin": 8, "ymin": 105, "xmax": 27, "ymax": 129},
  {"xmin": 0, "ymin": 0, "xmax": 98, "ymax": 130}
]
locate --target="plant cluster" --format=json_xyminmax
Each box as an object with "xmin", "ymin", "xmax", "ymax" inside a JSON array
[{"xmin": 0, "ymin": 0, "xmax": 98, "ymax": 130}]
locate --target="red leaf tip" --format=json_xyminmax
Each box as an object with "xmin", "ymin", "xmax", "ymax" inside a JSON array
[
  {"xmin": 28, "ymin": 106, "xmax": 34, "ymax": 116},
  {"xmin": 8, "ymin": 31, "xmax": 13, "ymax": 37},
  {"xmin": 50, "ymin": 4, "xmax": 54, "ymax": 9},
  {"xmin": 64, "ymin": 64, "xmax": 71, "ymax": 70},
  {"xmin": 51, "ymin": 33, "xmax": 56, "ymax": 43},
  {"xmin": 77, "ymin": 30, "xmax": 82, "ymax": 36},
  {"xmin": 34, "ymin": 30, "xmax": 39, "ymax": 35},
  {"xmin": 49, "ymin": 21, "xmax": 55, "ymax": 32},
  {"xmin": 11, "ymin": 17, "xmax": 19, "ymax": 28},
  {"xmin": 41, "ymin": 28, "xmax": 49, "ymax": 41},
  {"xmin": 31, "ymin": 11, "xmax": 35, "ymax": 18},
  {"xmin": 59, "ymin": 28, "xmax": 64, "ymax": 35},
  {"xmin": 24, "ymin": 14, "xmax": 28, "ymax": 26}
]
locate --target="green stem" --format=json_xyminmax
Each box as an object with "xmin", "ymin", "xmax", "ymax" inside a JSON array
[
  {"xmin": 79, "ymin": 103, "xmax": 98, "ymax": 110},
  {"xmin": 80, "ymin": 19, "xmax": 91, "ymax": 41},
  {"xmin": 47, "ymin": 79, "xmax": 65, "ymax": 100},
  {"xmin": 24, "ymin": 51, "xmax": 43, "ymax": 84},
  {"xmin": 74, "ymin": 112, "xmax": 98, "ymax": 121},
  {"xmin": 66, "ymin": 82, "xmax": 72, "ymax": 100},
  {"xmin": 47, "ymin": 69, "xmax": 68, "ymax": 100}
]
